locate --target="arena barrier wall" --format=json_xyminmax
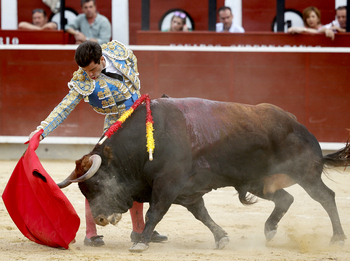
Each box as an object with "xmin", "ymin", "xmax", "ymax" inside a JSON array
[
  {"xmin": 0, "ymin": 44, "xmax": 349, "ymax": 159},
  {"xmin": 0, "ymin": 30, "xmax": 74, "ymax": 45}
]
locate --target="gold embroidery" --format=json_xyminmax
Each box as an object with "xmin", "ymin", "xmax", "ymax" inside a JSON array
[
  {"xmin": 102, "ymin": 40, "xmax": 128, "ymax": 60},
  {"xmin": 98, "ymin": 74, "xmax": 122, "ymax": 85},
  {"xmin": 129, "ymin": 86, "xmax": 136, "ymax": 93},
  {"xmin": 99, "ymin": 79, "xmax": 107, "ymax": 88},
  {"xmin": 69, "ymin": 69, "xmax": 95, "ymax": 96},
  {"xmin": 40, "ymin": 89, "xmax": 82, "ymax": 137},
  {"xmin": 119, "ymin": 85, "xmax": 128, "ymax": 94},
  {"xmin": 108, "ymin": 98, "xmax": 116, "ymax": 106},
  {"xmin": 92, "ymin": 104, "xmax": 126, "ymax": 115},
  {"xmin": 97, "ymin": 91, "xmax": 104, "ymax": 99},
  {"xmin": 102, "ymin": 100, "xmax": 109, "ymax": 108},
  {"xmin": 104, "ymin": 88, "xmax": 112, "ymax": 97}
]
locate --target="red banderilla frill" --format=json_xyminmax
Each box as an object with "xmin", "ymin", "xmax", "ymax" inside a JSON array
[{"xmin": 98, "ymin": 94, "xmax": 155, "ymax": 161}]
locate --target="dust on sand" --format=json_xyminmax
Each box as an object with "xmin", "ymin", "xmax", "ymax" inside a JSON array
[{"xmin": 0, "ymin": 160, "xmax": 350, "ymax": 260}]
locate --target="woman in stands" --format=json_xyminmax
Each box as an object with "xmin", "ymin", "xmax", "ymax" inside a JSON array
[
  {"xmin": 163, "ymin": 11, "xmax": 189, "ymax": 32},
  {"xmin": 287, "ymin": 6, "xmax": 335, "ymax": 40}
]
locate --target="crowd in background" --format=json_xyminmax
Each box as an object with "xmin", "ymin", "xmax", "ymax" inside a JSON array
[
  {"xmin": 287, "ymin": 6, "xmax": 347, "ymax": 40},
  {"xmin": 17, "ymin": 1, "xmax": 348, "ymax": 44}
]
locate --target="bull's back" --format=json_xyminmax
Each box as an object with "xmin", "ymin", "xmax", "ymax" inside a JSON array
[
  {"xmin": 156, "ymin": 98, "xmax": 299, "ymax": 151},
  {"xmin": 154, "ymin": 97, "xmax": 322, "ymax": 183}
]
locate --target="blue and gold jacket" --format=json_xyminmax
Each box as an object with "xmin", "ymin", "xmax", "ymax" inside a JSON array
[{"xmin": 37, "ymin": 40, "xmax": 141, "ymax": 138}]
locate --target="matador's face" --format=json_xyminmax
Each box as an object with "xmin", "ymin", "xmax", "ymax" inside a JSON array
[{"xmin": 81, "ymin": 56, "xmax": 105, "ymax": 80}]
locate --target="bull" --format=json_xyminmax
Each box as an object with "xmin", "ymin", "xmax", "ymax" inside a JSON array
[{"xmin": 57, "ymin": 97, "xmax": 350, "ymax": 252}]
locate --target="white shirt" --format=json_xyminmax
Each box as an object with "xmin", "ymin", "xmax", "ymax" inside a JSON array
[
  {"xmin": 323, "ymin": 19, "xmax": 340, "ymax": 29},
  {"xmin": 216, "ymin": 22, "xmax": 245, "ymax": 33},
  {"xmin": 103, "ymin": 55, "xmax": 122, "ymax": 75}
]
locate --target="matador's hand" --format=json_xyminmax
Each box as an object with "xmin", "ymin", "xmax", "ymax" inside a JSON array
[{"xmin": 29, "ymin": 129, "xmax": 43, "ymax": 141}]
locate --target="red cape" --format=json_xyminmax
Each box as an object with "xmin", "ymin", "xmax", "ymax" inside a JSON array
[{"xmin": 2, "ymin": 130, "xmax": 80, "ymax": 249}]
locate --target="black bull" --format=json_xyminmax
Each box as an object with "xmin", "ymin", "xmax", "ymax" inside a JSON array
[{"xmin": 58, "ymin": 97, "xmax": 350, "ymax": 251}]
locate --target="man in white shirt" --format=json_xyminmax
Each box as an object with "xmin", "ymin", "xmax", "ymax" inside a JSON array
[
  {"xmin": 323, "ymin": 6, "xmax": 347, "ymax": 32},
  {"xmin": 216, "ymin": 6, "xmax": 245, "ymax": 33}
]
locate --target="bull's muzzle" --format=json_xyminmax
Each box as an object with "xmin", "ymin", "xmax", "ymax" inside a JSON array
[{"xmin": 94, "ymin": 213, "xmax": 122, "ymax": 226}]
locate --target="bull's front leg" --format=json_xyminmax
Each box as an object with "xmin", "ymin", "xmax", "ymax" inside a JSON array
[
  {"xmin": 129, "ymin": 161, "xmax": 191, "ymax": 253},
  {"xmin": 128, "ymin": 187, "xmax": 176, "ymax": 252}
]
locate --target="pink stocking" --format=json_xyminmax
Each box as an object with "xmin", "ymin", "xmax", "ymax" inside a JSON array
[
  {"xmin": 85, "ymin": 198, "xmax": 98, "ymax": 238},
  {"xmin": 129, "ymin": 201, "xmax": 144, "ymax": 233}
]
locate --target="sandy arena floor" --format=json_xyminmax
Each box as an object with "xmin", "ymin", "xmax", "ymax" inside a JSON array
[{"xmin": 0, "ymin": 160, "xmax": 350, "ymax": 260}]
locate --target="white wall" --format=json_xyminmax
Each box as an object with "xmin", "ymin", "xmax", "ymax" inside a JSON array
[
  {"xmin": 336, "ymin": 0, "xmax": 347, "ymax": 8},
  {"xmin": 225, "ymin": 0, "xmax": 242, "ymax": 26},
  {"xmin": 112, "ymin": 0, "xmax": 129, "ymax": 45},
  {"xmin": 1, "ymin": 0, "xmax": 18, "ymax": 29}
]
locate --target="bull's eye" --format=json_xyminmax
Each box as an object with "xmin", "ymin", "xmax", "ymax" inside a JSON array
[{"xmin": 94, "ymin": 180, "xmax": 100, "ymax": 190}]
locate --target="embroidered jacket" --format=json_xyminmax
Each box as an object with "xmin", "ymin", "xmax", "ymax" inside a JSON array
[{"xmin": 37, "ymin": 40, "xmax": 141, "ymax": 138}]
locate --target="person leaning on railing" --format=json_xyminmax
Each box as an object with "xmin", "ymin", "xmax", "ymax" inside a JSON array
[
  {"xmin": 65, "ymin": 0, "xmax": 111, "ymax": 44},
  {"xmin": 323, "ymin": 5, "xmax": 347, "ymax": 33},
  {"xmin": 287, "ymin": 6, "xmax": 335, "ymax": 40},
  {"xmin": 18, "ymin": 8, "xmax": 57, "ymax": 31}
]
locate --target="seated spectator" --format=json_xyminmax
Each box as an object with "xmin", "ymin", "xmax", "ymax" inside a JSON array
[
  {"xmin": 287, "ymin": 6, "xmax": 335, "ymax": 40},
  {"xmin": 216, "ymin": 6, "xmax": 244, "ymax": 33},
  {"xmin": 65, "ymin": 0, "xmax": 111, "ymax": 44},
  {"xmin": 162, "ymin": 11, "xmax": 190, "ymax": 32},
  {"xmin": 323, "ymin": 6, "xmax": 347, "ymax": 32},
  {"xmin": 18, "ymin": 9, "xmax": 57, "ymax": 30}
]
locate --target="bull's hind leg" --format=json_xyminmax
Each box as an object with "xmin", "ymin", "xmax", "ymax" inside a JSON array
[
  {"xmin": 253, "ymin": 188, "xmax": 294, "ymax": 241},
  {"xmin": 299, "ymin": 178, "xmax": 346, "ymax": 244},
  {"xmin": 183, "ymin": 197, "xmax": 229, "ymax": 249}
]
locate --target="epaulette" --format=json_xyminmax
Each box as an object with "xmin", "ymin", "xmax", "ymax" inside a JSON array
[
  {"xmin": 101, "ymin": 40, "xmax": 140, "ymax": 90},
  {"xmin": 67, "ymin": 68, "xmax": 95, "ymax": 96},
  {"xmin": 101, "ymin": 40, "xmax": 129, "ymax": 61}
]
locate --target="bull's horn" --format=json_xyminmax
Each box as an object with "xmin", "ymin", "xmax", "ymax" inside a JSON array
[
  {"xmin": 57, "ymin": 170, "xmax": 77, "ymax": 188},
  {"xmin": 70, "ymin": 154, "xmax": 102, "ymax": 183}
]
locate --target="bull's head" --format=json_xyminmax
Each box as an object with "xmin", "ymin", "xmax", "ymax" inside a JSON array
[{"xmin": 57, "ymin": 153, "xmax": 129, "ymax": 226}]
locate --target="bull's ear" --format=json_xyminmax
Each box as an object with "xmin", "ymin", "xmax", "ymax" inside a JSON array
[
  {"xmin": 74, "ymin": 158, "xmax": 84, "ymax": 171},
  {"xmin": 81, "ymin": 155, "xmax": 93, "ymax": 172},
  {"xmin": 103, "ymin": 146, "xmax": 113, "ymax": 165},
  {"xmin": 70, "ymin": 155, "xmax": 102, "ymax": 182}
]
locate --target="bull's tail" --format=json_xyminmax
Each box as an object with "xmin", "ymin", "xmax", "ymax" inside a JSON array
[{"xmin": 322, "ymin": 140, "xmax": 350, "ymax": 168}]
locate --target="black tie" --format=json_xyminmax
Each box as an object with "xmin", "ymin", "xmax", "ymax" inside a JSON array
[{"xmin": 101, "ymin": 69, "xmax": 123, "ymax": 81}]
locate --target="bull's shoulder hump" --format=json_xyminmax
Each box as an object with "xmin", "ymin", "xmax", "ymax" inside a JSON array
[
  {"xmin": 255, "ymin": 103, "xmax": 297, "ymax": 121},
  {"xmin": 153, "ymin": 97, "xmax": 230, "ymax": 108}
]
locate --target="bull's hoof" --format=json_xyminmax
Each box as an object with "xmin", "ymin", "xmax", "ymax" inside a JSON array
[
  {"xmin": 129, "ymin": 243, "xmax": 149, "ymax": 253},
  {"xmin": 215, "ymin": 236, "xmax": 229, "ymax": 250},
  {"xmin": 130, "ymin": 230, "xmax": 168, "ymax": 243},
  {"xmin": 84, "ymin": 236, "xmax": 105, "ymax": 247},
  {"xmin": 330, "ymin": 234, "xmax": 346, "ymax": 246},
  {"xmin": 265, "ymin": 229, "xmax": 277, "ymax": 241}
]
